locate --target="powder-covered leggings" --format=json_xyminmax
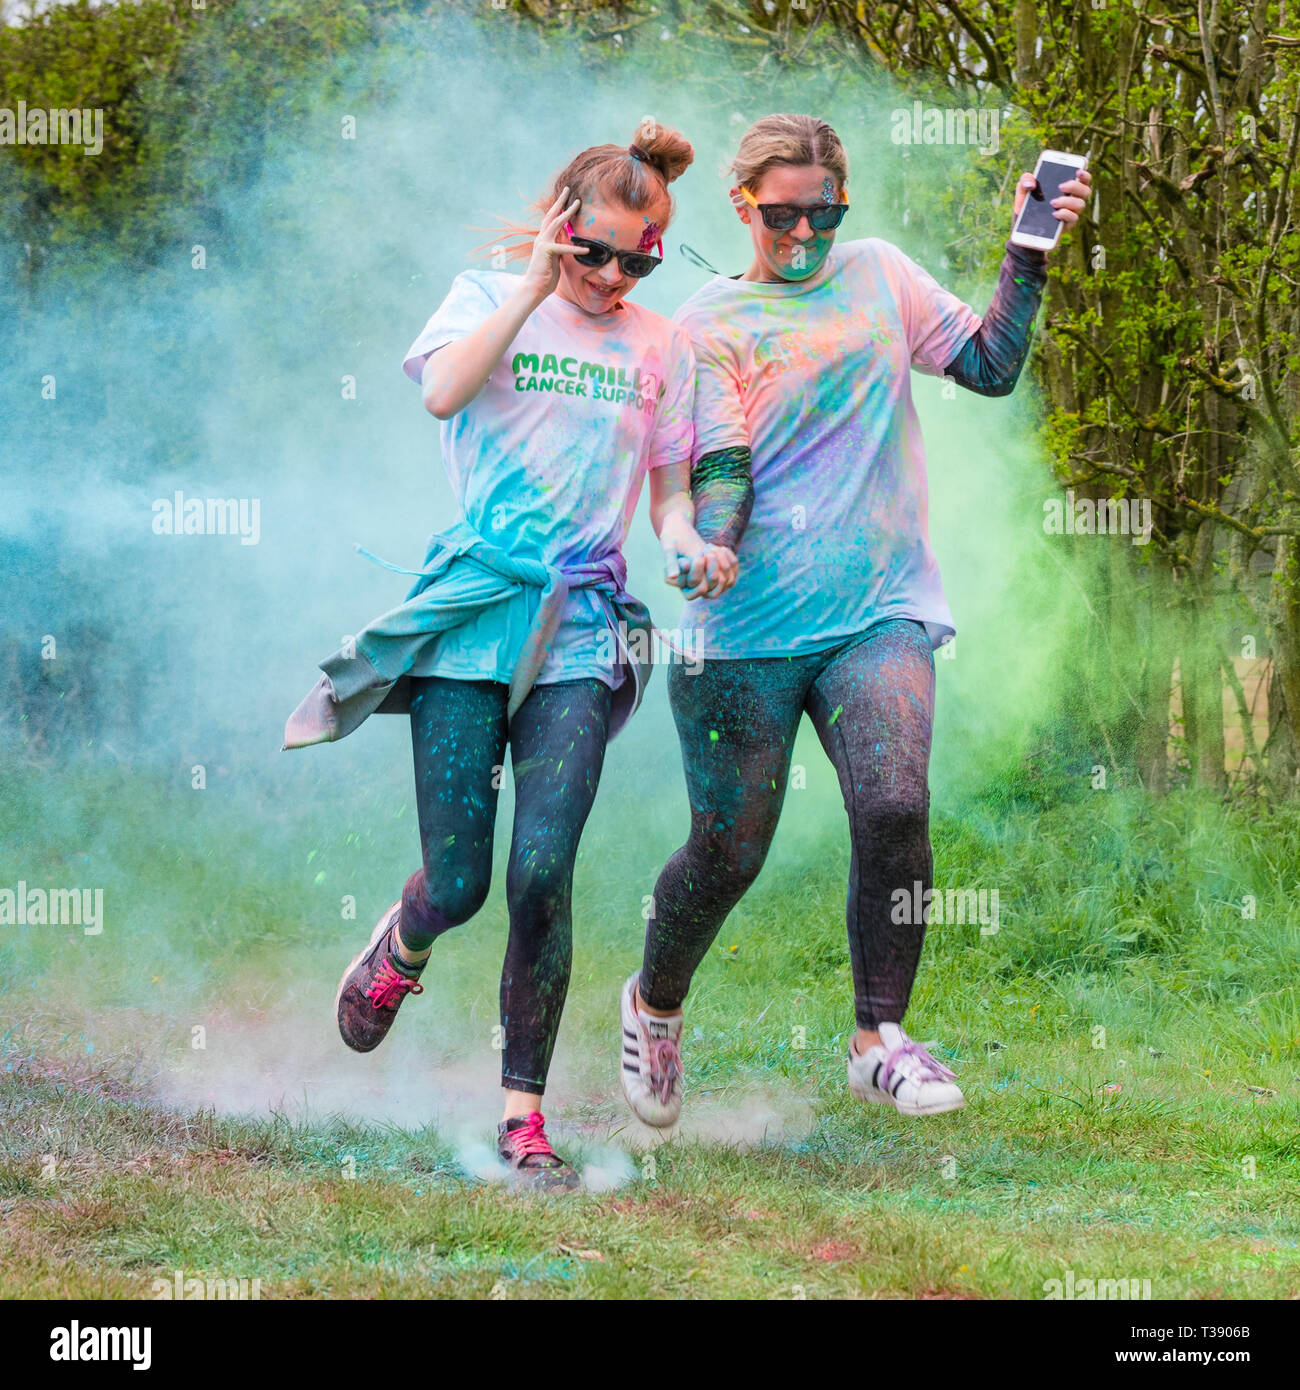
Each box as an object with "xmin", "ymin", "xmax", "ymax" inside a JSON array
[
  {"xmin": 640, "ymin": 617, "xmax": 935, "ymax": 1028},
  {"xmin": 398, "ymin": 675, "xmax": 611, "ymax": 1094}
]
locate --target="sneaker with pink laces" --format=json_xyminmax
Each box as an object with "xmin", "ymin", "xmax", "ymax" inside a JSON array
[
  {"xmin": 334, "ymin": 901, "xmax": 425, "ymax": 1053},
  {"xmin": 496, "ymin": 1111, "xmax": 580, "ymax": 1192},
  {"xmin": 847, "ymin": 1022, "xmax": 965, "ymax": 1116}
]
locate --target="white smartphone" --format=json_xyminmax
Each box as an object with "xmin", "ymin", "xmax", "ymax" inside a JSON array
[{"xmin": 1010, "ymin": 150, "xmax": 1087, "ymax": 251}]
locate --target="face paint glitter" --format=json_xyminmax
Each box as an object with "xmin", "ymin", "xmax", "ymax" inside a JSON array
[
  {"xmin": 637, "ymin": 221, "xmax": 661, "ymax": 252},
  {"xmin": 821, "ymin": 177, "xmax": 835, "ymax": 205}
]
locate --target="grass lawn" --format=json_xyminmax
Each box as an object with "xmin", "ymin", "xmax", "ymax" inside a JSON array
[{"xmin": 2, "ymin": 760, "xmax": 1299, "ymax": 1298}]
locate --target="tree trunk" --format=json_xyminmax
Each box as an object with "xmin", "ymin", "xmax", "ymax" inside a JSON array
[
  {"xmin": 1136, "ymin": 562, "xmax": 1172, "ymax": 794},
  {"xmin": 1265, "ymin": 534, "xmax": 1300, "ymax": 797},
  {"xmin": 1191, "ymin": 524, "xmax": 1226, "ymax": 791}
]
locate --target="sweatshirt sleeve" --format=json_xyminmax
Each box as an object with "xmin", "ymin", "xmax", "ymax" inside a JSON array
[{"xmin": 941, "ymin": 241, "xmax": 1049, "ymax": 397}]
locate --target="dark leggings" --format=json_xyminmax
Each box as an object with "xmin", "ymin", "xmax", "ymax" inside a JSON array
[
  {"xmin": 640, "ymin": 618, "xmax": 935, "ymax": 1029},
  {"xmin": 398, "ymin": 675, "xmax": 611, "ymax": 1095}
]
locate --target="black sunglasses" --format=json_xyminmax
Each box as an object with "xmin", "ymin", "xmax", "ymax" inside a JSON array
[
  {"xmin": 564, "ymin": 225, "xmax": 663, "ymax": 278},
  {"xmin": 740, "ymin": 186, "xmax": 849, "ymax": 232}
]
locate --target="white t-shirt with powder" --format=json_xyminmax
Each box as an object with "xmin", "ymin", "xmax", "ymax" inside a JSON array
[
  {"xmin": 675, "ymin": 237, "xmax": 981, "ymax": 658},
  {"xmin": 401, "ymin": 269, "xmax": 696, "ymax": 687}
]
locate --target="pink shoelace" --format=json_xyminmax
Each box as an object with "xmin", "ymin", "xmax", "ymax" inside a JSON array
[
  {"xmin": 365, "ymin": 958, "xmax": 424, "ymax": 1010},
  {"xmin": 649, "ymin": 1036, "xmax": 681, "ymax": 1105},
  {"xmin": 506, "ymin": 1111, "xmax": 558, "ymax": 1163},
  {"xmin": 879, "ymin": 1039, "xmax": 956, "ymax": 1094}
]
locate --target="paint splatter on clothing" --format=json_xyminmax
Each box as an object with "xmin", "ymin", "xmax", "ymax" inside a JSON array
[
  {"xmin": 402, "ymin": 270, "xmax": 695, "ymax": 686},
  {"xmin": 672, "ymin": 237, "xmax": 1045, "ymax": 658},
  {"xmin": 943, "ymin": 240, "xmax": 1048, "ymax": 395},
  {"xmin": 640, "ymin": 618, "xmax": 935, "ymax": 1027},
  {"xmin": 399, "ymin": 675, "xmax": 611, "ymax": 1093},
  {"xmin": 690, "ymin": 445, "xmax": 754, "ymax": 552}
]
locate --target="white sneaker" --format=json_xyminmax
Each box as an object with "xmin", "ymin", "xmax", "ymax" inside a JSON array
[
  {"xmin": 619, "ymin": 972, "xmax": 683, "ymax": 1128},
  {"xmin": 847, "ymin": 1022, "xmax": 964, "ymax": 1116}
]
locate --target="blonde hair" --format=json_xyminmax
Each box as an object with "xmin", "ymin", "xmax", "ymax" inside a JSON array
[
  {"xmin": 729, "ymin": 113, "xmax": 848, "ymax": 194},
  {"xmin": 485, "ymin": 118, "xmax": 694, "ymax": 261}
]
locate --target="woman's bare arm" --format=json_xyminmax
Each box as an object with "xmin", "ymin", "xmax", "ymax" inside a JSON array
[
  {"xmin": 649, "ymin": 463, "xmax": 737, "ymax": 600},
  {"xmin": 422, "ymin": 187, "xmax": 582, "ymax": 419}
]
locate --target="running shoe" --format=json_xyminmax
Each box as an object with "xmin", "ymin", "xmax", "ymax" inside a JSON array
[
  {"xmin": 619, "ymin": 972, "xmax": 683, "ymax": 1128},
  {"xmin": 335, "ymin": 901, "xmax": 425, "ymax": 1053},
  {"xmin": 497, "ymin": 1111, "xmax": 580, "ymax": 1192},
  {"xmin": 847, "ymin": 1021, "xmax": 965, "ymax": 1115}
]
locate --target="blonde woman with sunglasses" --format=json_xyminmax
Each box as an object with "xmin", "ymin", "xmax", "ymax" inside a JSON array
[{"xmin": 619, "ymin": 113, "xmax": 1090, "ymax": 1127}]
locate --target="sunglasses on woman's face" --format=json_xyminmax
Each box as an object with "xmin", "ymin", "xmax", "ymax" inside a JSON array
[
  {"xmin": 564, "ymin": 223, "xmax": 663, "ymax": 278},
  {"xmin": 740, "ymin": 185, "xmax": 849, "ymax": 232}
]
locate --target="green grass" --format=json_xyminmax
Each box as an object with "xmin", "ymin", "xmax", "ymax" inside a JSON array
[{"xmin": 2, "ymin": 759, "xmax": 1300, "ymax": 1298}]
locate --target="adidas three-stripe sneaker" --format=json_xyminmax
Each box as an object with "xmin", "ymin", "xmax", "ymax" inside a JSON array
[
  {"xmin": 847, "ymin": 1021, "xmax": 965, "ymax": 1116},
  {"xmin": 618, "ymin": 972, "xmax": 683, "ymax": 1128}
]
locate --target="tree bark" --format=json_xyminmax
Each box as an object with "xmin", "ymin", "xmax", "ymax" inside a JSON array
[{"xmin": 1137, "ymin": 562, "xmax": 1173, "ymax": 794}]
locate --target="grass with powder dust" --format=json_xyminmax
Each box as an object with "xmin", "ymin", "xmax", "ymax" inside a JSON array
[{"xmin": 2, "ymin": 761, "xmax": 1300, "ymax": 1298}]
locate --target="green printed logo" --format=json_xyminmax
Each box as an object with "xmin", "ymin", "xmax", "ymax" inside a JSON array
[{"xmin": 511, "ymin": 351, "xmax": 663, "ymax": 415}]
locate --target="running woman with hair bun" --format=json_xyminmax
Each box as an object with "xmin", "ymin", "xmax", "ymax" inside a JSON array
[
  {"xmin": 285, "ymin": 119, "xmax": 739, "ymax": 1190},
  {"xmin": 619, "ymin": 113, "xmax": 1090, "ymax": 1127}
]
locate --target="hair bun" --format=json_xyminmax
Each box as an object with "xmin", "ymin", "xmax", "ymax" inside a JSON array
[{"xmin": 629, "ymin": 118, "xmax": 695, "ymax": 185}]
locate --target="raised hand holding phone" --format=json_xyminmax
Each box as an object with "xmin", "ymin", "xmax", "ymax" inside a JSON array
[{"xmin": 1010, "ymin": 151, "xmax": 1092, "ymax": 252}]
